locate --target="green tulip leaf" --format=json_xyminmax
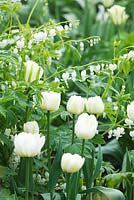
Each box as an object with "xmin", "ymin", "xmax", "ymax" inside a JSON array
[
  {"xmin": 83, "ymin": 186, "xmax": 125, "ymax": 200},
  {"xmin": 48, "ymin": 140, "xmax": 63, "ymax": 192}
]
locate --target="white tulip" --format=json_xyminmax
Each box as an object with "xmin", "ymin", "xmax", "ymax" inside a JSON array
[
  {"xmin": 23, "ymin": 121, "xmax": 39, "ymax": 134},
  {"xmin": 86, "ymin": 96, "xmax": 104, "ymax": 114},
  {"xmin": 14, "ymin": 132, "xmax": 45, "ymax": 157},
  {"xmin": 127, "ymin": 101, "xmax": 134, "ymax": 121},
  {"xmin": 61, "ymin": 153, "xmax": 85, "ymax": 173},
  {"xmin": 67, "ymin": 95, "xmax": 85, "ymax": 115},
  {"xmin": 75, "ymin": 113, "xmax": 98, "ymax": 140},
  {"xmin": 41, "ymin": 91, "xmax": 61, "ymax": 112},
  {"xmin": 108, "ymin": 5, "xmax": 129, "ymax": 25},
  {"xmin": 24, "ymin": 60, "xmax": 43, "ymax": 83},
  {"xmin": 102, "ymin": 0, "xmax": 114, "ymax": 7}
]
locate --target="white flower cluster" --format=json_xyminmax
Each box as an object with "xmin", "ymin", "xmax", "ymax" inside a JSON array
[
  {"xmin": 89, "ymin": 37, "xmax": 101, "ymax": 47},
  {"xmin": 120, "ymin": 50, "xmax": 134, "ymax": 61},
  {"xmin": 108, "ymin": 127, "xmax": 125, "ymax": 140},
  {"xmin": 33, "ymin": 174, "xmax": 46, "ymax": 185}
]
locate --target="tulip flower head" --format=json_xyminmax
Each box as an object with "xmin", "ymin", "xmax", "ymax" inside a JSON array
[
  {"xmin": 24, "ymin": 60, "xmax": 43, "ymax": 83},
  {"xmin": 86, "ymin": 96, "xmax": 104, "ymax": 114},
  {"xmin": 67, "ymin": 95, "xmax": 85, "ymax": 115},
  {"xmin": 127, "ymin": 101, "xmax": 134, "ymax": 122},
  {"xmin": 23, "ymin": 121, "xmax": 39, "ymax": 134},
  {"xmin": 41, "ymin": 91, "xmax": 61, "ymax": 112},
  {"xmin": 108, "ymin": 5, "xmax": 129, "ymax": 25},
  {"xmin": 61, "ymin": 153, "xmax": 85, "ymax": 173},
  {"xmin": 14, "ymin": 132, "xmax": 45, "ymax": 157},
  {"xmin": 75, "ymin": 113, "xmax": 98, "ymax": 140}
]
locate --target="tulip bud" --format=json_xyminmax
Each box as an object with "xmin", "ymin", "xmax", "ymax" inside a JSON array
[
  {"xmin": 14, "ymin": 132, "xmax": 45, "ymax": 157},
  {"xmin": 127, "ymin": 101, "xmax": 134, "ymax": 122},
  {"xmin": 41, "ymin": 91, "xmax": 61, "ymax": 112},
  {"xmin": 61, "ymin": 153, "xmax": 85, "ymax": 173},
  {"xmin": 67, "ymin": 95, "xmax": 85, "ymax": 115},
  {"xmin": 23, "ymin": 121, "xmax": 39, "ymax": 134},
  {"xmin": 86, "ymin": 96, "xmax": 104, "ymax": 114},
  {"xmin": 75, "ymin": 113, "xmax": 98, "ymax": 140},
  {"xmin": 102, "ymin": 0, "xmax": 114, "ymax": 8},
  {"xmin": 108, "ymin": 5, "xmax": 129, "ymax": 25},
  {"xmin": 24, "ymin": 60, "xmax": 43, "ymax": 83}
]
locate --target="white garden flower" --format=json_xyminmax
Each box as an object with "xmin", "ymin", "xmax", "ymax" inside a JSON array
[
  {"xmin": 109, "ymin": 64, "xmax": 117, "ymax": 71},
  {"xmin": 14, "ymin": 132, "xmax": 45, "ymax": 157},
  {"xmin": 71, "ymin": 70, "xmax": 77, "ymax": 81},
  {"xmin": 24, "ymin": 60, "xmax": 43, "ymax": 83},
  {"xmin": 81, "ymin": 70, "xmax": 87, "ymax": 81},
  {"xmin": 49, "ymin": 29, "xmax": 56, "ymax": 37},
  {"xmin": 16, "ymin": 38, "xmax": 24, "ymax": 49},
  {"xmin": 75, "ymin": 113, "xmax": 98, "ymax": 140},
  {"xmin": 61, "ymin": 153, "xmax": 85, "ymax": 173},
  {"xmin": 41, "ymin": 91, "xmax": 61, "ymax": 112},
  {"xmin": 86, "ymin": 96, "xmax": 104, "ymax": 114},
  {"xmin": 108, "ymin": 5, "xmax": 129, "ymax": 25},
  {"xmin": 54, "ymin": 77, "xmax": 60, "ymax": 83},
  {"xmin": 67, "ymin": 95, "xmax": 85, "ymax": 115},
  {"xmin": 62, "ymin": 72, "xmax": 70, "ymax": 81},
  {"xmin": 23, "ymin": 121, "xmax": 39, "ymax": 134},
  {"xmin": 127, "ymin": 101, "xmax": 134, "ymax": 122},
  {"xmin": 113, "ymin": 127, "xmax": 125, "ymax": 140},
  {"xmin": 125, "ymin": 118, "xmax": 133, "ymax": 127},
  {"xmin": 129, "ymin": 131, "xmax": 134, "ymax": 139},
  {"xmin": 33, "ymin": 31, "xmax": 47, "ymax": 43},
  {"xmin": 80, "ymin": 42, "xmax": 84, "ymax": 51},
  {"xmin": 102, "ymin": 0, "xmax": 114, "ymax": 7}
]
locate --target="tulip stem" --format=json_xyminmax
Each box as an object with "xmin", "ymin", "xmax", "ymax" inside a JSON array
[
  {"xmin": 47, "ymin": 111, "xmax": 53, "ymax": 200},
  {"xmin": 47, "ymin": 111, "xmax": 51, "ymax": 173},
  {"xmin": 81, "ymin": 139, "xmax": 85, "ymax": 156},
  {"xmin": 72, "ymin": 114, "xmax": 75, "ymax": 144},
  {"xmin": 66, "ymin": 173, "xmax": 71, "ymax": 200},
  {"xmin": 25, "ymin": 158, "xmax": 30, "ymax": 200}
]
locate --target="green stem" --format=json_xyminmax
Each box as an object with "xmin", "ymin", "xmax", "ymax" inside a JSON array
[
  {"xmin": 25, "ymin": 158, "xmax": 30, "ymax": 200},
  {"xmin": 26, "ymin": 0, "xmax": 40, "ymax": 26},
  {"xmin": 72, "ymin": 114, "xmax": 75, "ymax": 144},
  {"xmin": 47, "ymin": 111, "xmax": 51, "ymax": 173},
  {"xmin": 81, "ymin": 139, "xmax": 85, "ymax": 156},
  {"xmin": 66, "ymin": 173, "xmax": 71, "ymax": 200}
]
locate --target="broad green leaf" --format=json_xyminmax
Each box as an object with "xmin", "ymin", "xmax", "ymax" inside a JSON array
[
  {"xmin": 91, "ymin": 134, "xmax": 105, "ymax": 144},
  {"xmin": 83, "ymin": 186, "xmax": 125, "ymax": 200},
  {"xmin": 48, "ymin": 140, "xmax": 62, "ymax": 192},
  {"xmin": 40, "ymin": 193, "xmax": 61, "ymax": 200}
]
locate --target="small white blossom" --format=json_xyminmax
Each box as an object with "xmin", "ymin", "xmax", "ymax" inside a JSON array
[
  {"xmin": 16, "ymin": 39, "xmax": 24, "ymax": 49},
  {"xmin": 54, "ymin": 77, "xmax": 60, "ymax": 83},
  {"xmin": 49, "ymin": 29, "xmax": 56, "ymax": 37},
  {"xmin": 125, "ymin": 118, "xmax": 133, "ymax": 127},
  {"xmin": 109, "ymin": 64, "xmax": 117, "ymax": 71},
  {"xmin": 80, "ymin": 42, "xmax": 84, "ymax": 51},
  {"xmin": 71, "ymin": 70, "xmax": 77, "ymax": 81},
  {"xmin": 81, "ymin": 70, "xmax": 87, "ymax": 81},
  {"xmin": 62, "ymin": 72, "xmax": 70, "ymax": 81},
  {"xmin": 109, "ymin": 127, "xmax": 125, "ymax": 140},
  {"xmin": 130, "ymin": 131, "xmax": 134, "ymax": 140}
]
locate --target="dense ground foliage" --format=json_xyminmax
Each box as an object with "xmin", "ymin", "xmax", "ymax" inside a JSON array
[{"xmin": 0, "ymin": 0, "xmax": 134, "ymax": 199}]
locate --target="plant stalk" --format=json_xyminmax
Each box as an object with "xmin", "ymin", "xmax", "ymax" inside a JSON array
[
  {"xmin": 25, "ymin": 158, "xmax": 30, "ymax": 200},
  {"xmin": 66, "ymin": 173, "xmax": 71, "ymax": 200},
  {"xmin": 47, "ymin": 111, "xmax": 51, "ymax": 173},
  {"xmin": 72, "ymin": 114, "xmax": 75, "ymax": 144},
  {"xmin": 81, "ymin": 139, "xmax": 85, "ymax": 156}
]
